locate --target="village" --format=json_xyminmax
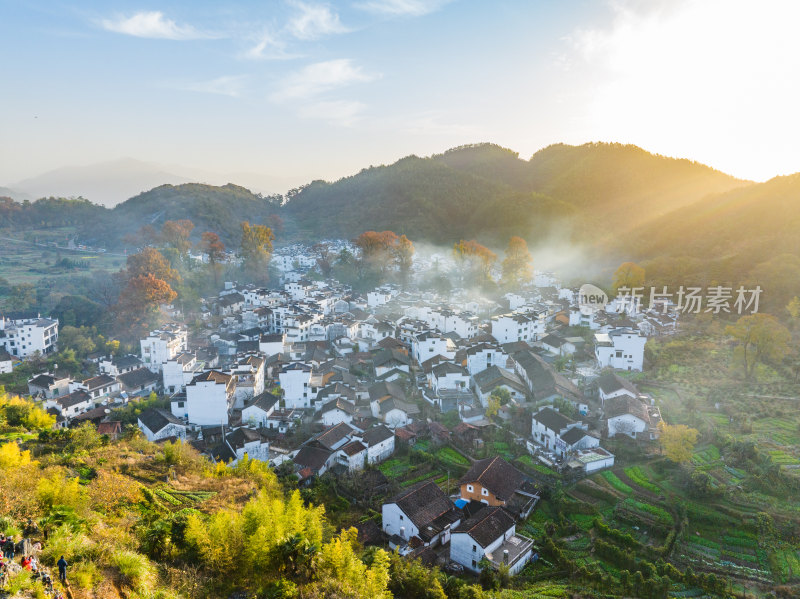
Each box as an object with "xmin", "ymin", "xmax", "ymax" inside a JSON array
[{"xmin": 1, "ymin": 240, "xmax": 683, "ymax": 578}]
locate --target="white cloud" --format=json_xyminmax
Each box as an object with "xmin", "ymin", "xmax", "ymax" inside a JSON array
[
  {"xmin": 354, "ymin": 0, "xmax": 451, "ymax": 17},
  {"xmin": 100, "ymin": 11, "xmax": 210, "ymax": 40},
  {"xmin": 182, "ymin": 75, "xmax": 247, "ymax": 97},
  {"xmin": 563, "ymin": 0, "xmax": 800, "ymax": 181},
  {"xmin": 298, "ymin": 100, "xmax": 367, "ymax": 126},
  {"xmin": 286, "ymin": 1, "xmax": 349, "ymax": 40},
  {"xmin": 271, "ymin": 59, "xmax": 378, "ymax": 101},
  {"xmin": 242, "ymin": 31, "xmax": 298, "ymax": 60}
]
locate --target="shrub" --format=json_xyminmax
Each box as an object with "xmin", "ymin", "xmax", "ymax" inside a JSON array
[{"xmin": 112, "ymin": 549, "xmax": 157, "ymax": 595}]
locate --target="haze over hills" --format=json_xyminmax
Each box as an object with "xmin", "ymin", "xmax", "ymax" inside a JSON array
[
  {"xmin": 6, "ymin": 142, "xmax": 795, "ymax": 275},
  {"xmin": 10, "ymin": 158, "xmax": 190, "ymax": 207}
]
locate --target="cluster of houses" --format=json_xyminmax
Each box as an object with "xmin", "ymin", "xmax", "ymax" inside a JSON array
[
  {"xmin": 8, "ymin": 242, "xmax": 679, "ymax": 575},
  {"xmin": 382, "ymin": 456, "xmax": 540, "ymax": 574}
]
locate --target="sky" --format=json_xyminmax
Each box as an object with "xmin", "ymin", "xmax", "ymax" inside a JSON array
[{"xmin": 2, "ymin": 0, "xmax": 800, "ymax": 192}]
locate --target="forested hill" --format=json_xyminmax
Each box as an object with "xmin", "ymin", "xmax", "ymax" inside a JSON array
[
  {"xmin": 81, "ymin": 183, "xmax": 282, "ymax": 247},
  {"xmin": 280, "ymin": 142, "xmax": 747, "ymax": 244},
  {"xmin": 2, "ymin": 143, "xmax": 753, "ymax": 250}
]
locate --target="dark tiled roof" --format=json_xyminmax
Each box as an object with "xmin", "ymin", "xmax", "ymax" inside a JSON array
[
  {"xmin": 454, "ymin": 506, "xmax": 514, "ymax": 548},
  {"xmin": 368, "ymin": 380, "xmax": 406, "ymax": 402},
  {"xmin": 138, "ymin": 408, "xmax": 185, "ymax": 434},
  {"xmin": 604, "ymin": 395, "xmax": 650, "ymax": 422},
  {"xmin": 314, "ymin": 422, "xmax": 355, "ymax": 450},
  {"xmin": 532, "ymin": 407, "xmax": 575, "ymax": 433},
  {"xmin": 388, "ymin": 480, "xmax": 457, "ymax": 530},
  {"xmin": 320, "ymin": 397, "xmax": 357, "ymax": 416},
  {"xmin": 459, "ymin": 456, "xmax": 524, "ymax": 503},
  {"xmin": 117, "ymin": 367, "xmax": 159, "ymax": 389},
  {"xmin": 362, "ymin": 425, "xmax": 393, "ymax": 446},
  {"xmin": 596, "ymin": 372, "xmax": 639, "ymax": 396},
  {"xmin": 293, "ymin": 445, "xmax": 332, "ymax": 472},
  {"xmin": 472, "ymin": 365, "xmax": 526, "ymax": 394},
  {"xmin": 560, "ymin": 427, "xmax": 594, "ymax": 445}
]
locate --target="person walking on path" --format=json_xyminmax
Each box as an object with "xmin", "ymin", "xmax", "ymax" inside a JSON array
[{"xmin": 57, "ymin": 555, "xmax": 67, "ymax": 584}]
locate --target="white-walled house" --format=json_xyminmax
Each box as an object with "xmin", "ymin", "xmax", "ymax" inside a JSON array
[
  {"xmin": 465, "ymin": 344, "xmax": 509, "ymax": 377},
  {"xmin": 186, "ymin": 370, "xmax": 236, "ymax": 426},
  {"xmin": 450, "ymin": 507, "xmax": 533, "ymax": 575},
  {"xmin": 531, "ymin": 407, "xmax": 587, "ymax": 457},
  {"xmin": 594, "ymin": 328, "xmax": 647, "ymax": 371},
  {"xmin": 140, "ymin": 326, "xmax": 187, "ymax": 372},
  {"xmin": 162, "ymin": 353, "xmax": 203, "ymax": 394},
  {"xmin": 596, "ymin": 372, "xmax": 639, "ymax": 405},
  {"xmin": 0, "ymin": 316, "xmax": 58, "ymax": 358},
  {"xmin": 278, "ymin": 362, "xmax": 313, "ymax": 409},
  {"xmin": 382, "ymin": 481, "xmax": 461, "ymax": 548},
  {"xmin": 430, "ymin": 362, "xmax": 470, "ymax": 393},
  {"xmin": 490, "ymin": 313, "xmax": 544, "ymax": 344},
  {"xmin": 138, "ymin": 408, "xmax": 187, "ymax": 442},
  {"xmin": 46, "ymin": 390, "xmax": 93, "ymax": 420},
  {"xmin": 604, "ymin": 395, "xmax": 660, "ymax": 440},
  {"xmin": 413, "ymin": 332, "xmax": 456, "ymax": 364},
  {"xmin": 241, "ymin": 391, "xmax": 279, "ymax": 427}
]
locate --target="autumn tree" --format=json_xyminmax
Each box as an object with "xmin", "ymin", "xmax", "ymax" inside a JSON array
[
  {"xmin": 726, "ymin": 313, "xmax": 791, "ymax": 380},
  {"xmin": 355, "ymin": 231, "xmax": 399, "ymax": 273},
  {"xmin": 160, "ymin": 219, "xmax": 195, "ymax": 255},
  {"xmin": 658, "ymin": 421, "xmax": 698, "ymax": 463},
  {"xmin": 501, "ymin": 236, "xmax": 533, "ymax": 288},
  {"xmin": 612, "ymin": 261, "xmax": 645, "ymax": 294},
  {"xmin": 126, "ymin": 247, "xmax": 179, "ymax": 284},
  {"xmin": 197, "ymin": 231, "xmax": 226, "ymax": 287},
  {"xmin": 116, "ymin": 274, "xmax": 177, "ymax": 333},
  {"xmin": 239, "ymin": 221, "xmax": 275, "ymax": 282},
  {"xmin": 453, "ymin": 239, "xmax": 497, "ymax": 286}
]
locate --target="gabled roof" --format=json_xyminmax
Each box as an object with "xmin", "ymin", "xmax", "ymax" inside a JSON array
[
  {"xmin": 453, "ymin": 506, "xmax": 514, "ymax": 548},
  {"xmin": 472, "ymin": 365, "xmax": 526, "ymax": 394},
  {"xmin": 314, "ymin": 422, "xmax": 355, "ymax": 450},
  {"xmin": 368, "ymin": 380, "xmax": 406, "ymax": 402},
  {"xmin": 138, "ymin": 408, "xmax": 185, "ymax": 434},
  {"xmin": 340, "ymin": 440, "xmax": 367, "ymax": 456},
  {"xmin": 532, "ymin": 407, "xmax": 575, "ymax": 433},
  {"xmin": 459, "ymin": 456, "xmax": 524, "ymax": 503},
  {"xmin": 225, "ymin": 426, "xmax": 264, "ymax": 450},
  {"xmin": 55, "ymin": 390, "xmax": 92, "ymax": 409},
  {"xmin": 293, "ymin": 445, "xmax": 332, "ymax": 472},
  {"xmin": 604, "ymin": 395, "xmax": 650, "ymax": 422},
  {"xmin": 596, "ymin": 372, "xmax": 639, "ymax": 396},
  {"xmin": 431, "ymin": 362, "xmax": 467, "ymax": 377},
  {"xmin": 320, "ymin": 397, "xmax": 357, "ymax": 416},
  {"xmin": 190, "ymin": 370, "xmax": 233, "ymax": 386},
  {"xmin": 560, "ymin": 427, "xmax": 595, "ymax": 445},
  {"xmin": 387, "ymin": 480, "xmax": 457, "ymax": 530},
  {"xmin": 82, "ymin": 373, "xmax": 117, "ymax": 390},
  {"xmin": 117, "ymin": 367, "xmax": 159, "ymax": 389},
  {"xmin": 362, "ymin": 424, "xmax": 393, "ymax": 446},
  {"xmin": 245, "ymin": 391, "xmax": 279, "ymax": 413}
]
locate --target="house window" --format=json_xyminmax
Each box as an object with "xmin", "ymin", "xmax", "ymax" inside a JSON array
[
  {"xmin": 399, "ymin": 515, "xmax": 404, "ymax": 521},
  {"xmin": 467, "ymin": 484, "xmax": 473, "ymax": 493},
  {"xmin": 472, "ymin": 545, "xmax": 476, "ymax": 552},
  {"xmin": 472, "ymin": 560, "xmax": 477, "ymax": 568},
  {"xmin": 481, "ymin": 488, "xmax": 488, "ymax": 496}
]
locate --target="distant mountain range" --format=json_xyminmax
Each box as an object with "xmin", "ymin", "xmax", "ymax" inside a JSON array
[
  {"xmin": 4, "ymin": 142, "xmax": 799, "ymax": 289},
  {"xmin": 4, "ymin": 158, "xmax": 302, "ymax": 208}
]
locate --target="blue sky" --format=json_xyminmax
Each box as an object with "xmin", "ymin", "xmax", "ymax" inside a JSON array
[{"xmin": 2, "ymin": 0, "xmax": 800, "ymax": 191}]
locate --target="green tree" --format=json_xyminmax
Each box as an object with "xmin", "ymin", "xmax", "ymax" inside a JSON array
[
  {"xmin": 6, "ymin": 283, "xmax": 37, "ymax": 311},
  {"xmin": 726, "ymin": 313, "xmax": 791, "ymax": 380}
]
